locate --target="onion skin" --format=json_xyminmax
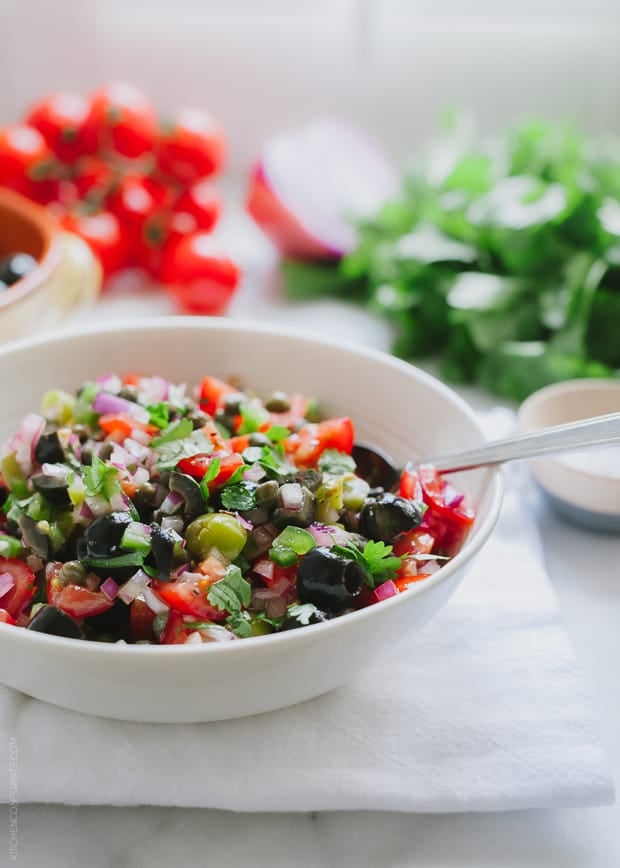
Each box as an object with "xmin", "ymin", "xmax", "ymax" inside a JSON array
[{"xmin": 246, "ymin": 164, "xmax": 337, "ymax": 262}]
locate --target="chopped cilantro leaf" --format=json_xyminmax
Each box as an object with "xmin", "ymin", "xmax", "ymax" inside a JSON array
[
  {"xmin": 332, "ymin": 539, "xmax": 403, "ymax": 588},
  {"xmin": 83, "ymin": 454, "xmax": 122, "ymax": 500},
  {"xmin": 220, "ymin": 481, "xmax": 257, "ymax": 511},
  {"xmin": 258, "ymin": 444, "xmax": 296, "ymax": 479},
  {"xmin": 287, "ymin": 602, "xmax": 324, "ymax": 626},
  {"xmin": 226, "ymin": 610, "xmax": 253, "ymax": 638},
  {"xmin": 155, "ymin": 430, "xmax": 213, "ymax": 472},
  {"xmin": 318, "ymin": 449, "xmax": 357, "ymax": 475},
  {"xmin": 199, "ymin": 456, "xmax": 221, "ymax": 503},
  {"xmin": 151, "ymin": 418, "xmax": 193, "ymax": 447},
  {"xmin": 206, "ymin": 564, "xmax": 252, "ymax": 614}
]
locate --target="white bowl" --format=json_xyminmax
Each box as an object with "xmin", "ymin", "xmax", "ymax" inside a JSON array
[
  {"xmin": 0, "ymin": 318, "xmax": 502, "ymax": 722},
  {"xmin": 518, "ymin": 379, "xmax": 620, "ymax": 533}
]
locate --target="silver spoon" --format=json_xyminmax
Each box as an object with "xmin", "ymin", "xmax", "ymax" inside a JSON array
[{"xmin": 352, "ymin": 411, "xmax": 620, "ymax": 490}]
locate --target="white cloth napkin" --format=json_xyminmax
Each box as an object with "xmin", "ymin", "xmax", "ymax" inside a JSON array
[{"xmin": 0, "ymin": 412, "xmax": 613, "ymax": 812}]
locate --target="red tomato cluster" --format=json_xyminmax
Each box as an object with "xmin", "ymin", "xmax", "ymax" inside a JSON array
[{"xmin": 0, "ymin": 83, "xmax": 240, "ymax": 314}]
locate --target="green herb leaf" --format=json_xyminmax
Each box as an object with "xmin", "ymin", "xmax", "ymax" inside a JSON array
[
  {"xmin": 286, "ymin": 602, "xmax": 323, "ymax": 626},
  {"xmin": 83, "ymin": 454, "xmax": 122, "ymax": 500},
  {"xmin": 199, "ymin": 456, "xmax": 221, "ymax": 503},
  {"xmin": 156, "ymin": 430, "xmax": 213, "ymax": 472},
  {"xmin": 206, "ymin": 564, "xmax": 252, "ymax": 615},
  {"xmin": 318, "ymin": 449, "xmax": 357, "ymax": 475},
  {"xmin": 265, "ymin": 425, "xmax": 290, "ymax": 443},
  {"xmin": 151, "ymin": 418, "xmax": 193, "ymax": 448},
  {"xmin": 258, "ymin": 444, "xmax": 296, "ymax": 479},
  {"xmin": 333, "ymin": 539, "xmax": 403, "ymax": 588},
  {"xmin": 220, "ymin": 481, "xmax": 258, "ymax": 511},
  {"xmin": 226, "ymin": 610, "xmax": 253, "ymax": 638}
]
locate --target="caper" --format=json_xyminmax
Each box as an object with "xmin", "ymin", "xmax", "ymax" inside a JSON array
[
  {"xmin": 57, "ymin": 560, "xmax": 88, "ymax": 587},
  {"xmin": 222, "ymin": 392, "xmax": 247, "ymax": 414},
  {"xmin": 255, "ymin": 480, "xmax": 279, "ymax": 509},
  {"xmin": 264, "ymin": 391, "xmax": 291, "ymax": 413},
  {"xmin": 185, "ymin": 512, "xmax": 248, "ymax": 561}
]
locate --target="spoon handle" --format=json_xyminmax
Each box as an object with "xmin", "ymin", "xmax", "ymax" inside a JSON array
[{"xmin": 424, "ymin": 412, "xmax": 620, "ymax": 473}]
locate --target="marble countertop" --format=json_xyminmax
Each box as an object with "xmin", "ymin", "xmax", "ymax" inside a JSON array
[{"xmin": 9, "ymin": 217, "xmax": 620, "ymax": 867}]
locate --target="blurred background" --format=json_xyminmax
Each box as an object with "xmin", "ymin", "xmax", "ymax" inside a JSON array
[
  {"xmin": 1, "ymin": 0, "xmax": 619, "ymax": 169},
  {"xmin": 1, "ymin": 0, "xmax": 619, "ymax": 404}
]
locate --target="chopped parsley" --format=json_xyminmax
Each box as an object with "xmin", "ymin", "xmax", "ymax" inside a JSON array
[
  {"xmin": 155, "ymin": 429, "xmax": 213, "ymax": 472},
  {"xmin": 257, "ymin": 444, "xmax": 296, "ymax": 479},
  {"xmin": 146, "ymin": 402, "xmax": 170, "ymax": 429},
  {"xmin": 220, "ymin": 481, "xmax": 258, "ymax": 511},
  {"xmin": 83, "ymin": 454, "xmax": 122, "ymax": 500},
  {"xmin": 151, "ymin": 417, "xmax": 194, "ymax": 447},
  {"xmin": 333, "ymin": 539, "xmax": 404, "ymax": 588},
  {"xmin": 318, "ymin": 449, "xmax": 356, "ymax": 475},
  {"xmin": 206, "ymin": 564, "xmax": 252, "ymax": 615},
  {"xmin": 237, "ymin": 401, "xmax": 270, "ymax": 435}
]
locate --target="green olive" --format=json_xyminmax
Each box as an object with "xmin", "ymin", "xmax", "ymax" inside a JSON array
[{"xmin": 185, "ymin": 512, "xmax": 248, "ymax": 561}]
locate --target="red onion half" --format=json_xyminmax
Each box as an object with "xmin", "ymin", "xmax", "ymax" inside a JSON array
[{"xmin": 247, "ymin": 118, "xmax": 398, "ymax": 261}]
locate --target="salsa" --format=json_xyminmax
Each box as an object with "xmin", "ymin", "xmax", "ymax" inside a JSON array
[{"xmin": 0, "ymin": 372, "xmax": 475, "ymax": 643}]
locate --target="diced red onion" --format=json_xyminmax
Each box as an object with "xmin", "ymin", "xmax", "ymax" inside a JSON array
[
  {"xmin": 124, "ymin": 438, "xmax": 150, "ymax": 462},
  {"xmin": 264, "ymin": 596, "xmax": 287, "ymax": 619},
  {"xmin": 167, "ymin": 382, "xmax": 187, "ymax": 407},
  {"xmin": 185, "ymin": 631, "xmax": 203, "ymax": 645},
  {"xmin": 132, "ymin": 466, "xmax": 150, "ymax": 486},
  {"xmin": 100, "ymin": 577, "xmax": 119, "ymax": 600},
  {"xmin": 243, "ymin": 463, "xmax": 266, "ymax": 483},
  {"xmin": 92, "ymin": 392, "xmax": 150, "ymax": 425},
  {"xmin": 371, "ymin": 580, "xmax": 399, "ymax": 603},
  {"xmin": 235, "ymin": 512, "xmax": 254, "ymax": 531},
  {"xmin": 159, "ymin": 490, "xmax": 185, "ymax": 515},
  {"xmin": 96, "ymin": 373, "xmax": 122, "ymax": 393},
  {"xmin": 138, "ymin": 375, "xmax": 169, "ymax": 404},
  {"xmin": 161, "ymin": 516, "xmax": 184, "ymax": 535},
  {"xmin": 130, "ymin": 428, "xmax": 152, "ymax": 446},
  {"xmin": 307, "ymin": 523, "xmax": 350, "ymax": 547},
  {"xmin": 247, "ymin": 118, "xmax": 398, "ymax": 260},
  {"xmin": 141, "ymin": 586, "xmax": 169, "ymax": 614},
  {"xmin": 85, "ymin": 494, "xmax": 112, "ymax": 517},
  {"xmin": 251, "ymin": 559, "xmax": 275, "ymax": 583},
  {"xmin": 279, "ymin": 483, "xmax": 303, "ymax": 511},
  {"xmin": 444, "ymin": 483, "xmax": 465, "ymax": 509},
  {"xmin": 117, "ymin": 569, "xmax": 150, "ymax": 604},
  {"xmin": 41, "ymin": 462, "xmax": 71, "ymax": 479},
  {"xmin": 0, "ymin": 572, "xmax": 15, "ymax": 600},
  {"xmin": 10, "ymin": 413, "xmax": 45, "ymax": 476}
]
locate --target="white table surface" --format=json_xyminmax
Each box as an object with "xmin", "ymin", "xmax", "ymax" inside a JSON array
[{"xmin": 11, "ymin": 213, "xmax": 620, "ymax": 868}]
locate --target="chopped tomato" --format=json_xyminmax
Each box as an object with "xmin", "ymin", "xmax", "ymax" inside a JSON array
[
  {"xmin": 398, "ymin": 465, "xmax": 424, "ymax": 501},
  {"xmin": 394, "ymin": 573, "xmax": 432, "ymax": 592},
  {"xmin": 47, "ymin": 568, "xmax": 114, "ymax": 619},
  {"xmin": 152, "ymin": 573, "xmax": 227, "ymax": 620},
  {"xmin": 228, "ymin": 434, "xmax": 250, "ymax": 453},
  {"xmin": 199, "ymin": 375, "xmax": 237, "ymax": 416},
  {"xmin": 159, "ymin": 610, "xmax": 194, "ymax": 645},
  {"xmin": 0, "ymin": 608, "xmax": 17, "ymax": 625},
  {"xmin": 392, "ymin": 529, "xmax": 435, "ymax": 560},
  {"xmin": 285, "ymin": 417, "xmax": 354, "ymax": 467},
  {"xmin": 0, "ymin": 558, "xmax": 35, "ymax": 619},
  {"xmin": 98, "ymin": 413, "xmax": 159, "ymax": 441},
  {"xmin": 177, "ymin": 451, "xmax": 243, "ymax": 489},
  {"xmin": 411, "ymin": 464, "xmax": 475, "ymax": 555},
  {"xmin": 129, "ymin": 598, "xmax": 156, "ymax": 641},
  {"xmin": 201, "ymin": 420, "xmax": 228, "ymax": 452}
]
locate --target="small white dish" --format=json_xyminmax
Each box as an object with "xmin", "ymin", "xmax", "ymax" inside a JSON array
[{"xmin": 518, "ymin": 379, "xmax": 620, "ymax": 533}]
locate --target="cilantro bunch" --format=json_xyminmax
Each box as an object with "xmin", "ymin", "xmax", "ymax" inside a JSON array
[{"xmin": 282, "ymin": 116, "xmax": 620, "ymax": 401}]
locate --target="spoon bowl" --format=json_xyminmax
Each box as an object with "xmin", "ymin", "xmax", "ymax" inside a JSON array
[{"xmin": 353, "ymin": 411, "xmax": 620, "ymax": 492}]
